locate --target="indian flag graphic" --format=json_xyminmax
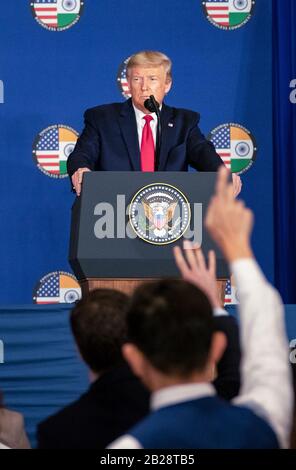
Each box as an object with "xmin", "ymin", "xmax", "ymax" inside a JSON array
[
  {"xmin": 208, "ymin": 123, "xmax": 257, "ymax": 175},
  {"xmin": 33, "ymin": 271, "xmax": 81, "ymax": 304},
  {"xmin": 59, "ymin": 127, "xmax": 78, "ymax": 175},
  {"xmin": 31, "ymin": 0, "xmax": 84, "ymax": 32},
  {"xmin": 202, "ymin": 0, "xmax": 255, "ymax": 31},
  {"xmin": 33, "ymin": 125, "xmax": 78, "ymax": 179}
]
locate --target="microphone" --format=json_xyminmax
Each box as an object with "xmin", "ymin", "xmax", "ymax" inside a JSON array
[
  {"xmin": 144, "ymin": 95, "xmax": 161, "ymax": 171},
  {"xmin": 144, "ymin": 95, "xmax": 160, "ymax": 113}
]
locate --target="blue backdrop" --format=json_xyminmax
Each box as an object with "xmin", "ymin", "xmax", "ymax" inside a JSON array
[
  {"xmin": 273, "ymin": 0, "xmax": 296, "ymax": 303},
  {"xmin": 0, "ymin": 1, "xmax": 273, "ymax": 303}
]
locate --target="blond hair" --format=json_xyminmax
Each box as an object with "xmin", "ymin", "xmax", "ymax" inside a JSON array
[{"xmin": 126, "ymin": 50, "xmax": 172, "ymax": 82}]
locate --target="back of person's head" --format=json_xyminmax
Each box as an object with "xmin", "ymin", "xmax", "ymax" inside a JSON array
[
  {"xmin": 70, "ymin": 289, "xmax": 129, "ymax": 374},
  {"xmin": 125, "ymin": 280, "xmax": 214, "ymax": 377}
]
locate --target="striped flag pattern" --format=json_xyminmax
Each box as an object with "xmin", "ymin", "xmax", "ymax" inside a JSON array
[
  {"xmin": 33, "ymin": 0, "xmax": 58, "ymax": 28},
  {"xmin": 36, "ymin": 127, "xmax": 60, "ymax": 174},
  {"xmin": 210, "ymin": 125, "xmax": 231, "ymax": 169},
  {"xmin": 205, "ymin": 0, "xmax": 229, "ymax": 27},
  {"xmin": 204, "ymin": 0, "xmax": 253, "ymax": 29},
  {"xmin": 224, "ymin": 279, "xmax": 239, "ymax": 305}
]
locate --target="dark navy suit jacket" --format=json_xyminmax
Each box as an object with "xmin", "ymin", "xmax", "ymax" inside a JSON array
[{"xmin": 67, "ymin": 99, "xmax": 223, "ymax": 176}]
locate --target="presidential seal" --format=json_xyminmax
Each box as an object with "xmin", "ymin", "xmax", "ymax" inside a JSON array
[
  {"xmin": 208, "ymin": 123, "xmax": 257, "ymax": 175},
  {"xmin": 32, "ymin": 124, "xmax": 79, "ymax": 178},
  {"xmin": 116, "ymin": 56, "xmax": 131, "ymax": 99},
  {"xmin": 129, "ymin": 184, "xmax": 191, "ymax": 245},
  {"xmin": 30, "ymin": 0, "xmax": 84, "ymax": 32},
  {"xmin": 202, "ymin": 0, "xmax": 255, "ymax": 31}
]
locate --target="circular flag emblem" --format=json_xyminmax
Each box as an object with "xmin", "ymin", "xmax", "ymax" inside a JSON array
[
  {"xmin": 202, "ymin": 0, "xmax": 255, "ymax": 30},
  {"xmin": 33, "ymin": 124, "xmax": 79, "ymax": 178},
  {"xmin": 30, "ymin": 0, "xmax": 84, "ymax": 32},
  {"xmin": 33, "ymin": 271, "xmax": 81, "ymax": 304},
  {"xmin": 117, "ymin": 57, "xmax": 131, "ymax": 99},
  {"xmin": 224, "ymin": 279, "xmax": 239, "ymax": 305},
  {"xmin": 208, "ymin": 123, "xmax": 257, "ymax": 174},
  {"xmin": 129, "ymin": 184, "xmax": 191, "ymax": 245}
]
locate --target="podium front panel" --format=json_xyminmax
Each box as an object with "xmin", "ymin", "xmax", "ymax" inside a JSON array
[{"xmin": 69, "ymin": 172, "xmax": 229, "ymax": 279}]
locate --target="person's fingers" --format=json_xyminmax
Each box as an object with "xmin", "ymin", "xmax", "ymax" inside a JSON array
[
  {"xmin": 215, "ymin": 166, "xmax": 229, "ymax": 198},
  {"xmin": 71, "ymin": 173, "xmax": 77, "ymax": 186},
  {"xmin": 208, "ymin": 250, "xmax": 216, "ymax": 277},
  {"xmin": 232, "ymin": 174, "xmax": 242, "ymax": 198},
  {"xmin": 194, "ymin": 247, "xmax": 206, "ymax": 271},
  {"xmin": 245, "ymin": 208, "xmax": 254, "ymax": 231},
  {"xmin": 183, "ymin": 240, "xmax": 194, "ymax": 250},
  {"xmin": 173, "ymin": 246, "xmax": 190, "ymax": 277},
  {"xmin": 183, "ymin": 246, "xmax": 199, "ymax": 272},
  {"xmin": 71, "ymin": 174, "xmax": 79, "ymax": 195},
  {"xmin": 76, "ymin": 182, "xmax": 81, "ymax": 196},
  {"xmin": 78, "ymin": 170, "xmax": 84, "ymax": 184}
]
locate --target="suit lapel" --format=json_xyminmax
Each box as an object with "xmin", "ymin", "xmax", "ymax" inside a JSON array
[
  {"xmin": 159, "ymin": 104, "xmax": 174, "ymax": 170},
  {"xmin": 119, "ymin": 99, "xmax": 141, "ymax": 171}
]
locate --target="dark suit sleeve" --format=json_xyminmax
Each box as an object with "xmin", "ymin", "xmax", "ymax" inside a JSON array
[
  {"xmin": 213, "ymin": 315, "xmax": 241, "ymax": 401},
  {"xmin": 186, "ymin": 114, "xmax": 224, "ymax": 171},
  {"xmin": 67, "ymin": 109, "xmax": 101, "ymax": 177},
  {"xmin": 37, "ymin": 421, "xmax": 62, "ymax": 449}
]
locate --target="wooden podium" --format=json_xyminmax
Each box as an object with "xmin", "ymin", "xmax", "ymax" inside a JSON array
[
  {"xmin": 80, "ymin": 278, "xmax": 227, "ymax": 305},
  {"xmin": 69, "ymin": 172, "xmax": 229, "ymax": 301}
]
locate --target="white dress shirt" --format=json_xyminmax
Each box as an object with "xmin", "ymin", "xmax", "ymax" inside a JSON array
[
  {"xmin": 108, "ymin": 258, "xmax": 293, "ymax": 449},
  {"xmin": 0, "ymin": 442, "xmax": 10, "ymax": 449},
  {"xmin": 132, "ymin": 103, "xmax": 158, "ymax": 149}
]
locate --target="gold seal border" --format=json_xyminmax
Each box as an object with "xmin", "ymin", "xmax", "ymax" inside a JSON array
[{"xmin": 128, "ymin": 182, "xmax": 191, "ymax": 246}]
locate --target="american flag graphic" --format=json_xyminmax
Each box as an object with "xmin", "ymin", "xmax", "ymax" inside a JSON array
[
  {"xmin": 205, "ymin": 0, "xmax": 229, "ymax": 27},
  {"xmin": 210, "ymin": 125, "xmax": 231, "ymax": 168},
  {"xmin": 117, "ymin": 59, "xmax": 131, "ymax": 99},
  {"xmin": 35, "ymin": 272, "xmax": 60, "ymax": 304},
  {"xmin": 34, "ymin": 272, "xmax": 81, "ymax": 304},
  {"xmin": 33, "ymin": 0, "xmax": 58, "ymax": 28},
  {"xmin": 224, "ymin": 280, "xmax": 232, "ymax": 304},
  {"xmin": 224, "ymin": 279, "xmax": 239, "ymax": 305},
  {"xmin": 36, "ymin": 127, "xmax": 60, "ymax": 175}
]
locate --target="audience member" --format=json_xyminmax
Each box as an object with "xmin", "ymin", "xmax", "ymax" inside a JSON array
[
  {"xmin": 37, "ymin": 289, "xmax": 150, "ymax": 449},
  {"xmin": 0, "ymin": 391, "xmax": 30, "ymax": 449},
  {"xmin": 109, "ymin": 166, "xmax": 293, "ymax": 449}
]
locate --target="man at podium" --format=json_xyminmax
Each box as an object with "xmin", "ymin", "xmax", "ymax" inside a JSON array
[{"xmin": 67, "ymin": 50, "xmax": 241, "ymax": 197}]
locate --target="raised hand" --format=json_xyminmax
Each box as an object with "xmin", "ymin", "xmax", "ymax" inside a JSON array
[
  {"xmin": 206, "ymin": 166, "xmax": 253, "ymax": 263},
  {"xmin": 173, "ymin": 241, "xmax": 221, "ymax": 308}
]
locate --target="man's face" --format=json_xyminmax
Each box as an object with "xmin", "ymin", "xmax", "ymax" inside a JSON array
[{"xmin": 127, "ymin": 65, "xmax": 172, "ymax": 113}]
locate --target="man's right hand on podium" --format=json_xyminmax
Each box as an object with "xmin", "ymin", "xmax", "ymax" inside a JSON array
[{"xmin": 71, "ymin": 168, "xmax": 91, "ymax": 196}]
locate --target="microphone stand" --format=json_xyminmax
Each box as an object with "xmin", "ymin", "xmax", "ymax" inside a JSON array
[{"xmin": 144, "ymin": 95, "xmax": 161, "ymax": 171}]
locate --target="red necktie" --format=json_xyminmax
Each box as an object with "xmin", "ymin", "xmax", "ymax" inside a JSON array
[{"xmin": 140, "ymin": 115, "xmax": 155, "ymax": 171}]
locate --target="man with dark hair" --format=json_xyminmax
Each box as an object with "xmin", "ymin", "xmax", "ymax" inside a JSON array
[
  {"xmin": 109, "ymin": 167, "xmax": 293, "ymax": 449},
  {"xmin": 37, "ymin": 289, "xmax": 149, "ymax": 449},
  {"xmin": 125, "ymin": 279, "xmax": 217, "ymax": 379}
]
